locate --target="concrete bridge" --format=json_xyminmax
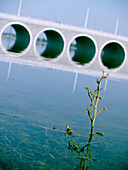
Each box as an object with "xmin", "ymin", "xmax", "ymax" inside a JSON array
[{"xmin": 0, "ymin": 13, "xmax": 128, "ymax": 80}]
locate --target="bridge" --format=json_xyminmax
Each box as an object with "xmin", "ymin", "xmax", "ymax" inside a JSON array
[{"xmin": 0, "ymin": 13, "xmax": 128, "ymax": 80}]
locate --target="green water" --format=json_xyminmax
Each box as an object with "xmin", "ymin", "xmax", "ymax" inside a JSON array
[{"xmin": 0, "ymin": 62, "xmax": 128, "ymax": 169}]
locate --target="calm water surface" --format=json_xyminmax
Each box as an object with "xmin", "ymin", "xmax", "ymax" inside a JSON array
[{"xmin": 0, "ymin": 61, "xmax": 128, "ymax": 170}]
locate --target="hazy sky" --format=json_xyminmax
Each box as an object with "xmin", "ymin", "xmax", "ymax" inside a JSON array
[{"xmin": 0, "ymin": 0, "xmax": 128, "ymax": 36}]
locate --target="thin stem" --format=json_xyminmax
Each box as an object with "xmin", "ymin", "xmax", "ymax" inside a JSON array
[
  {"xmin": 84, "ymin": 71, "xmax": 109, "ymax": 169},
  {"xmin": 97, "ymin": 108, "xmax": 104, "ymax": 115}
]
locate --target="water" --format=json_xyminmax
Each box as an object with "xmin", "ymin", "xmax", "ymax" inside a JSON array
[
  {"xmin": 0, "ymin": 61, "xmax": 128, "ymax": 169},
  {"xmin": 2, "ymin": 26, "xmax": 16, "ymax": 50}
]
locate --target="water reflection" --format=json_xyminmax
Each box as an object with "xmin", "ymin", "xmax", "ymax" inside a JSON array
[
  {"xmin": 36, "ymin": 32, "xmax": 47, "ymax": 55},
  {"xmin": 0, "ymin": 64, "xmax": 128, "ymax": 169},
  {"xmin": 2, "ymin": 26, "xmax": 16, "ymax": 50}
]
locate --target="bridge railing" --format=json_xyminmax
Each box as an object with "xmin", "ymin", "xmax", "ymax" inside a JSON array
[{"xmin": 0, "ymin": 12, "xmax": 128, "ymax": 42}]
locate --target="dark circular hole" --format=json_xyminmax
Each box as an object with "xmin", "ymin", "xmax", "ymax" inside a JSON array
[
  {"xmin": 101, "ymin": 42, "xmax": 125, "ymax": 69},
  {"xmin": 69, "ymin": 36, "xmax": 96, "ymax": 65},
  {"xmin": 2, "ymin": 24, "xmax": 30, "ymax": 53},
  {"xmin": 36, "ymin": 30, "xmax": 64, "ymax": 59}
]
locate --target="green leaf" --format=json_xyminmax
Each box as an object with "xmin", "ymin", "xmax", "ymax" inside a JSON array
[
  {"xmin": 73, "ymin": 144, "xmax": 78, "ymax": 149},
  {"xmin": 94, "ymin": 90, "xmax": 97, "ymax": 93},
  {"xmin": 90, "ymin": 104, "xmax": 93, "ymax": 107},
  {"xmin": 69, "ymin": 141, "xmax": 74, "ymax": 145},
  {"xmin": 99, "ymin": 96, "xmax": 104, "ymax": 99},
  {"xmin": 96, "ymin": 78, "xmax": 100, "ymax": 84},
  {"xmin": 103, "ymin": 73, "xmax": 109, "ymax": 79},
  {"xmin": 93, "ymin": 94, "xmax": 96, "ymax": 98},
  {"xmin": 85, "ymin": 86, "xmax": 91, "ymax": 91},
  {"xmin": 65, "ymin": 124, "xmax": 74, "ymax": 137},
  {"xmin": 103, "ymin": 107, "xmax": 107, "ymax": 111},
  {"xmin": 89, "ymin": 110, "xmax": 92, "ymax": 114},
  {"xmin": 90, "ymin": 91, "xmax": 94, "ymax": 95},
  {"xmin": 96, "ymin": 131, "xmax": 104, "ymax": 136}
]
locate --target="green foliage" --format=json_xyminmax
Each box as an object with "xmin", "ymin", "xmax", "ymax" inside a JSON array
[
  {"xmin": 85, "ymin": 86, "xmax": 91, "ymax": 91},
  {"xmin": 96, "ymin": 131, "xmax": 104, "ymax": 136},
  {"xmin": 103, "ymin": 107, "xmax": 108, "ymax": 111},
  {"xmin": 65, "ymin": 124, "xmax": 74, "ymax": 137}
]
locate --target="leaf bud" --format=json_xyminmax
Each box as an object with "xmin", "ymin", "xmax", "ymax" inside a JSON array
[{"xmin": 103, "ymin": 107, "xmax": 107, "ymax": 111}]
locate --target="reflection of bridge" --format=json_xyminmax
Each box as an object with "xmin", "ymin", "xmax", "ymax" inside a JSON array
[{"xmin": 0, "ymin": 13, "xmax": 128, "ymax": 80}]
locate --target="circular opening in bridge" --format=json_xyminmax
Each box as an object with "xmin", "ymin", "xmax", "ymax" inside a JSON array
[
  {"xmin": 101, "ymin": 42, "xmax": 125, "ymax": 69},
  {"xmin": 69, "ymin": 36, "xmax": 96, "ymax": 65},
  {"xmin": 36, "ymin": 29, "xmax": 64, "ymax": 59},
  {"xmin": 1, "ymin": 23, "xmax": 30, "ymax": 53}
]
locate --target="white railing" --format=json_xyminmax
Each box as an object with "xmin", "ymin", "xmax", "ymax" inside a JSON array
[{"xmin": 0, "ymin": 12, "xmax": 128, "ymax": 42}]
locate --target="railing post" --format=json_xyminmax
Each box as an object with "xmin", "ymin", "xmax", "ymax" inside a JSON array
[
  {"xmin": 115, "ymin": 19, "xmax": 119, "ymax": 35},
  {"xmin": 84, "ymin": 8, "xmax": 89, "ymax": 29},
  {"xmin": 17, "ymin": 0, "xmax": 22, "ymax": 17}
]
